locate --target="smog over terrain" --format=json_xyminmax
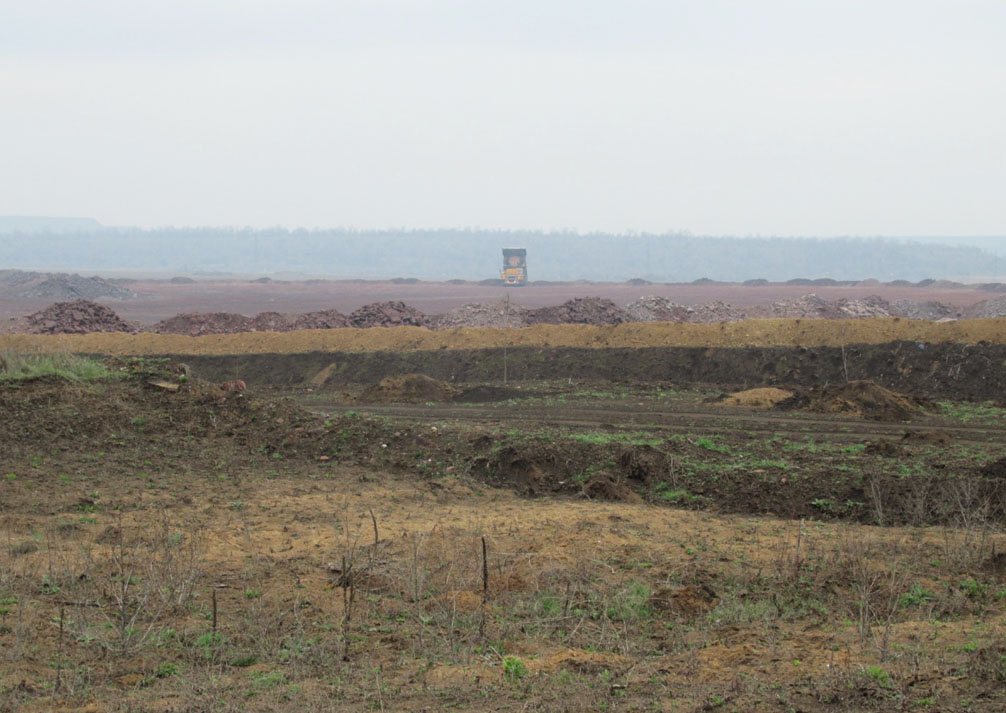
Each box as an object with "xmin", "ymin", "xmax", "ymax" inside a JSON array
[{"xmin": 2, "ymin": 3, "xmax": 1005, "ymax": 713}]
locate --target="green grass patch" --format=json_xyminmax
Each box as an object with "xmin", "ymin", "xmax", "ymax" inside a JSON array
[{"xmin": 0, "ymin": 352, "xmax": 120, "ymax": 382}]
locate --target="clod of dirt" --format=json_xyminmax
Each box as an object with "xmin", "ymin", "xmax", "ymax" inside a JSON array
[
  {"xmin": 865, "ymin": 441, "xmax": 904, "ymax": 457},
  {"xmin": 25, "ymin": 300, "xmax": 136, "ymax": 334},
  {"xmin": 784, "ymin": 381, "xmax": 925, "ymax": 421},
  {"xmin": 349, "ymin": 301, "xmax": 428, "ymax": 328},
  {"xmin": 717, "ymin": 387, "xmax": 794, "ymax": 409},
  {"xmin": 582, "ymin": 472, "xmax": 642, "ymax": 503},
  {"xmin": 980, "ymin": 456, "xmax": 1006, "ymax": 479},
  {"xmin": 901, "ymin": 430, "xmax": 952, "ymax": 445},
  {"xmin": 650, "ymin": 584, "xmax": 718, "ymax": 617},
  {"xmin": 357, "ymin": 374, "xmax": 459, "ymax": 403}
]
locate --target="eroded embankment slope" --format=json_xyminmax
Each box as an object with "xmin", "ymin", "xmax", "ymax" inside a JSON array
[{"xmin": 1, "ymin": 317, "xmax": 1005, "ymax": 355}]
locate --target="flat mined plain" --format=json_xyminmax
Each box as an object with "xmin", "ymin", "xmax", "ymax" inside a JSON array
[{"xmin": 0, "ymin": 324, "xmax": 1003, "ymax": 712}]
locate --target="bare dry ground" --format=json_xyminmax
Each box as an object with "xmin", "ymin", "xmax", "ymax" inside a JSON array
[{"xmin": 0, "ymin": 279, "xmax": 997, "ymax": 323}]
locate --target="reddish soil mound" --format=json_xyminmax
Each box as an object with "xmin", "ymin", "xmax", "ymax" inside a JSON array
[
  {"xmin": 349, "ymin": 301, "xmax": 428, "ymax": 328},
  {"xmin": 155, "ymin": 312, "xmax": 255, "ymax": 336},
  {"xmin": 358, "ymin": 374, "xmax": 459, "ymax": 403},
  {"xmin": 529, "ymin": 297, "xmax": 631, "ymax": 326},
  {"xmin": 250, "ymin": 311, "xmax": 294, "ymax": 331},
  {"xmin": 291, "ymin": 309, "xmax": 350, "ymax": 330},
  {"xmin": 790, "ymin": 381, "xmax": 925, "ymax": 421},
  {"xmin": 25, "ymin": 300, "xmax": 135, "ymax": 334}
]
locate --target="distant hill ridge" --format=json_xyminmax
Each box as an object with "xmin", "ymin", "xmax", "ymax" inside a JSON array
[
  {"xmin": 0, "ymin": 216, "xmax": 103, "ymax": 233},
  {"xmin": 0, "ymin": 224, "xmax": 1001, "ymax": 282}
]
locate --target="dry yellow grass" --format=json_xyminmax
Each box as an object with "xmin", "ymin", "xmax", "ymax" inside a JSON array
[{"xmin": 1, "ymin": 317, "xmax": 1004, "ymax": 355}]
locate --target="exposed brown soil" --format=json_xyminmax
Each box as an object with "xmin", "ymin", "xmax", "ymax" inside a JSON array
[
  {"xmin": 21, "ymin": 300, "xmax": 137, "ymax": 334},
  {"xmin": 357, "ymin": 374, "xmax": 459, "ymax": 403},
  {"xmin": 981, "ymin": 456, "xmax": 1006, "ymax": 479},
  {"xmin": 784, "ymin": 381, "xmax": 927, "ymax": 421},
  {"xmin": 1, "ymin": 367, "xmax": 1004, "ymax": 712},
  {"xmin": 716, "ymin": 387, "xmax": 795, "ymax": 408},
  {"xmin": 348, "ymin": 300, "xmax": 427, "ymax": 328},
  {"xmin": 527, "ymin": 297, "xmax": 632, "ymax": 325}
]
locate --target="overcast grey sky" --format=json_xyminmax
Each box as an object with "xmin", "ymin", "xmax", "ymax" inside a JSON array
[{"xmin": 2, "ymin": 1, "xmax": 1004, "ymax": 236}]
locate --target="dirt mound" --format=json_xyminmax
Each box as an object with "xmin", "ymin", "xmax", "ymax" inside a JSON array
[
  {"xmin": 433, "ymin": 300, "xmax": 531, "ymax": 329},
  {"xmin": 25, "ymin": 300, "xmax": 136, "ymax": 334},
  {"xmin": 717, "ymin": 387, "xmax": 794, "ymax": 409},
  {"xmin": 791, "ymin": 381, "xmax": 925, "ymax": 421},
  {"xmin": 250, "ymin": 311, "xmax": 294, "ymax": 331},
  {"xmin": 901, "ymin": 430, "xmax": 952, "ymax": 445},
  {"xmin": 684, "ymin": 300, "xmax": 747, "ymax": 323},
  {"xmin": 834, "ymin": 295, "xmax": 892, "ymax": 318},
  {"xmin": 624, "ymin": 296, "xmax": 691, "ymax": 322},
  {"xmin": 154, "ymin": 312, "xmax": 255, "ymax": 336},
  {"xmin": 650, "ymin": 584, "xmax": 718, "ymax": 617},
  {"xmin": 529, "ymin": 297, "xmax": 632, "ymax": 326},
  {"xmin": 967, "ymin": 296, "xmax": 1006, "ymax": 319},
  {"xmin": 291, "ymin": 309, "xmax": 350, "ymax": 330},
  {"xmin": 752, "ymin": 294, "xmax": 840, "ymax": 319},
  {"xmin": 349, "ymin": 301, "xmax": 428, "ymax": 328},
  {"xmin": 890, "ymin": 299, "xmax": 957, "ymax": 321},
  {"xmin": 864, "ymin": 440, "xmax": 904, "ymax": 457},
  {"xmin": 358, "ymin": 374, "xmax": 459, "ymax": 403},
  {"xmin": 1, "ymin": 270, "xmax": 134, "ymax": 301}
]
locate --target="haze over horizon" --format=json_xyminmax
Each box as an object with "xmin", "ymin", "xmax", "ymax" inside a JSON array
[{"xmin": 3, "ymin": 1, "xmax": 1004, "ymax": 237}]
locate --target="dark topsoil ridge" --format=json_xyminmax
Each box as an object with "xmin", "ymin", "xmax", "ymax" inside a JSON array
[
  {"xmin": 1, "ymin": 368, "xmax": 1003, "ymax": 528},
  {"xmin": 182, "ymin": 340, "xmax": 1006, "ymax": 402}
]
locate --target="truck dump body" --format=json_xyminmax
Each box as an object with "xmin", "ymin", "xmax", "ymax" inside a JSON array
[{"xmin": 501, "ymin": 248, "xmax": 528, "ymax": 285}]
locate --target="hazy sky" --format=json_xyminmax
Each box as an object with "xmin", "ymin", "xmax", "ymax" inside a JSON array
[{"xmin": 2, "ymin": 1, "xmax": 1004, "ymax": 236}]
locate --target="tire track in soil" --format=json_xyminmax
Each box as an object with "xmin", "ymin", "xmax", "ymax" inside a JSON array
[{"xmin": 303, "ymin": 401, "xmax": 1004, "ymax": 444}]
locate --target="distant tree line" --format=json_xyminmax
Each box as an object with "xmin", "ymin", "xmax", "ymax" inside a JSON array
[{"xmin": 0, "ymin": 227, "xmax": 997, "ymax": 282}]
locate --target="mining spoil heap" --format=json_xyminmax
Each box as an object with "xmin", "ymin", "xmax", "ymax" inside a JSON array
[{"xmin": 1, "ymin": 317, "xmax": 1005, "ymax": 355}]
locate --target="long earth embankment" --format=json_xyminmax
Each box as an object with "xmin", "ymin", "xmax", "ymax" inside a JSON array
[
  {"xmin": 2, "ymin": 318, "xmax": 1004, "ymax": 399},
  {"xmin": 2, "ymin": 317, "xmax": 1006, "ymax": 354}
]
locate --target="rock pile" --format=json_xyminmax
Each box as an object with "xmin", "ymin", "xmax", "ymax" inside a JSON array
[
  {"xmin": 624, "ymin": 296, "xmax": 691, "ymax": 322},
  {"xmin": 290, "ymin": 310, "xmax": 350, "ymax": 330},
  {"xmin": 966, "ymin": 296, "xmax": 1006, "ymax": 319},
  {"xmin": 155, "ymin": 312, "xmax": 256, "ymax": 336},
  {"xmin": 25, "ymin": 300, "xmax": 136, "ymax": 334},
  {"xmin": 684, "ymin": 301, "xmax": 747, "ymax": 323},
  {"xmin": 349, "ymin": 301, "xmax": 428, "ymax": 328},
  {"xmin": 433, "ymin": 300, "xmax": 532, "ymax": 329},
  {"xmin": 529, "ymin": 297, "xmax": 631, "ymax": 326}
]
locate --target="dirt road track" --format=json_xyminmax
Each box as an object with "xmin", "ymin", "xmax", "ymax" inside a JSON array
[{"xmin": 307, "ymin": 400, "xmax": 1005, "ymax": 445}]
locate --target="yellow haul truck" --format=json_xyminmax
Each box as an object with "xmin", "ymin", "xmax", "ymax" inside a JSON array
[{"xmin": 500, "ymin": 248, "xmax": 528, "ymax": 285}]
